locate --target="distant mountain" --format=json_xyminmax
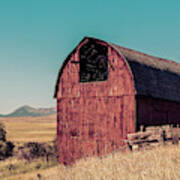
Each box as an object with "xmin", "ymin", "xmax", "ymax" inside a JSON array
[{"xmin": 0, "ymin": 105, "xmax": 56, "ymax": 117}]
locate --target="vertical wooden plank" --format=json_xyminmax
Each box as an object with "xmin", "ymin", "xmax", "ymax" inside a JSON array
[{"xmin": 56, "ymin": 39, "xmax": 136, "ymax": 165}]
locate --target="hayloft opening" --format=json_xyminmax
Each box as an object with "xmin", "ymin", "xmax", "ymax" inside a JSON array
[{"xmin": 79, "ymin": 40, "xmax": 108, "ymax": 82}]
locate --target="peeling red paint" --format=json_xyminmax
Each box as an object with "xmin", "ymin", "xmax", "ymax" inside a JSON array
[{"xmin": 56, "ymin": 41, "xmax": 135, "ymax": 165}]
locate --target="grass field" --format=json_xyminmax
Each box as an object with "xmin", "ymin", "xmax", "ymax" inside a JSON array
[
  {"xmin": 0, "ymin": 156, "xmax": 58, "ymax": 180},
  {"xmin": 1, "ymin": 145, "xmax": 180, "ymax": 180},
  {"xmin": 0, "ymin": 114, "xmax": 58, "ymax": 179},
  {"xmin": 0, "ymin": 114, "xmax": 56, "ymax": 143},
  {"xmin": 0, "ymin": 115, "xmax": 180, "ymax": 180}
]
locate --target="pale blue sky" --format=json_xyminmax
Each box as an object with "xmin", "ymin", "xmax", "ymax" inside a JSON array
[{"xmin": 1, "ymin": 0, "xmax": 180, "ymax": 113}]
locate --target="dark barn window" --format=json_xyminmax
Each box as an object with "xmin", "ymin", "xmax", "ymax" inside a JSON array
[{"xmin": 79, "ymin": 40, "xmax": 108, "ymax": 82}]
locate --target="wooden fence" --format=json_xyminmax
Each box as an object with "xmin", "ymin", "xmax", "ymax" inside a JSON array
[{"xmin": 125, "ymin": 126, "xmax": 180, "ymax": 151}]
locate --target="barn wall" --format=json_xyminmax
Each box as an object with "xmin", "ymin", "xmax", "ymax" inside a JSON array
[
  {"xmin": 56, "ymin": 40, "xmax": 136, "ymax": 164},
  {"xmin": 137, "ymin": 95, "xmax": 180, "ymax": 129},
  {"xmin": 56, "ymin": 46, "xmax": 135, "ymax": 98}
]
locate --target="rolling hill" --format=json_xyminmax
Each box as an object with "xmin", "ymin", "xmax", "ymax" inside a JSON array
[{"xmin": 0, "ymin": 105, "xmax": 56, "ymax": 117}]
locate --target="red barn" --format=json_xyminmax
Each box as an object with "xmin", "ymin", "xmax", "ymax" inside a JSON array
[{"xmin": 54, "ymin": 37, "xmax": 180, "ymax": 165}]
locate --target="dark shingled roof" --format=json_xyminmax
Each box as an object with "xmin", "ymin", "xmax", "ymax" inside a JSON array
[
  {"xmin": 54, "ymin": 37, "xmax": 180, "ymax": 103},
  {"xmin": 110, "ymin": 43, "xmax": 180, "ymax": 103}
]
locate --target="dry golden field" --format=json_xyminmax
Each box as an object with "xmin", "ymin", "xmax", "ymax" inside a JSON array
[
  {"xmin": 2, "ymin": 145, "xmax": 180, "ymax": 180},
  {"xmin": 0, "ymin": 114, "xmax": 56, "ymax": 143},
  {"xmin": 0, "ymin": 114, "xmax": 58, "ymax": 179},
  {"xmin": 0, "ymin": 115, "xmax": 180, "ymax": 180}
]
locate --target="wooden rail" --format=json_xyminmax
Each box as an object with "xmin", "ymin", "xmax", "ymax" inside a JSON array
[{"xmin": 125, "ymin": 126, "xmax": 180, "ymax": 151}]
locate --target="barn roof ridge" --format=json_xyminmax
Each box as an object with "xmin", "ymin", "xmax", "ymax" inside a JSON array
[
  {"xmin": 54, "ymin": 37, "xmax": 180, "ymax": 99},
  {"xmin": 84, "ymin": 36, "xmax": 180, "ymax": 75},
  {"xmin": 84, "ymin": 37, "xmax": 180, "ymax": 103},
  {"xmin": 110, "ymin": 43, "xmax": 180, "ymax": 75}
]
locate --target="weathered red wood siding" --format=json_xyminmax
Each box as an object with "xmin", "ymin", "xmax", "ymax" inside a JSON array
[
  {"xmin": 56, "ymin": 40, "xmax": 136, "ymax": 165},
  {"xmin": 137, "ymin": 95, "xmax": 180, "ymax": 128}
]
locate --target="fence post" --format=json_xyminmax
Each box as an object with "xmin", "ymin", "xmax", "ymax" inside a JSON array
[
  {"xmin": 160, "ymin": 129, "xmax": 166, "ymax": 146},
  {"xmin": 172, "ymin": 128, "xmax": 179, "ymax": 145}
]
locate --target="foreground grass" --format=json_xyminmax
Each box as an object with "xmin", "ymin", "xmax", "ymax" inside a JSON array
[
  {"xmin": 2, "ymin": 145, "xmax": 180, "ymax": 180},
  {"xmin": 0, "ymin": 157, "xmax": 58, "ymax": 180},
  {"xmin": 56, "ymin": 145, "xmax": 180, "ymax": 180}
]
